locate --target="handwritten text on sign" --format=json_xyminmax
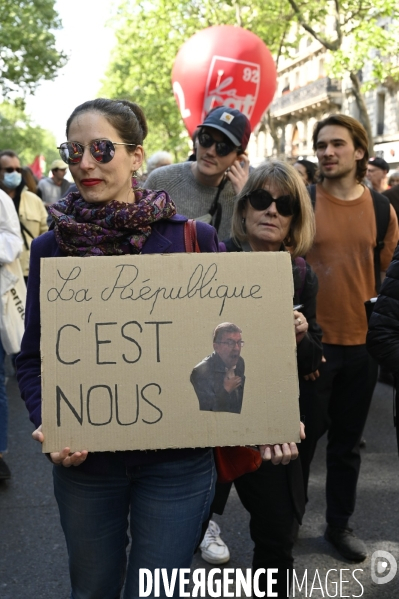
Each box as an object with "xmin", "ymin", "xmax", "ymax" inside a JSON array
[{"xmin": 40, "ymin": 252, "xmax": 300, "ymax": 453}]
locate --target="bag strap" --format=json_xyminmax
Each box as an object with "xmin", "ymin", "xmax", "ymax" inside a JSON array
[
  {"xmin": 370, "ymin": 188, "xmax": 391, "ymax": 294},
  {"xmin": 184, "ymin": 219, "xmax": 200, "ymax": 253},
  {"xmin": 19, "ymin": 221, "xmax": 34, "ymax": 251},
  {"xmin": 307, "ymin": 184, "xmax": 390, "ymax": 294},
  {"xmin": 308, "ymin": 183, "xmax": 317, "ymax": 209},
  {"xmin": 208, "ymin": 176, "xmax": 227, "ymax": 233}
]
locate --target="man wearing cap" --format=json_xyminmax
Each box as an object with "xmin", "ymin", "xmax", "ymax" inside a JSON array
[
  {"xmin": 366, "ymin": 157, "xmax": 389, "ymax": 193},
  {"xmin": 145, "ymin": 106, "xmax": 251, "ymax": 239},
  {"xmin": 37, "ymin": 159, "xmax": 72, "ymax": 206}
]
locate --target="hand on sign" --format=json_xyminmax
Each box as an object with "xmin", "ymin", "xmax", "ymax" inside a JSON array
[
  {"xmin": 259, "ymin": 422, "xmax": 305, "ymax": 465},
  {"xmin": 32, "ymin": 425, "xmax": 89, "ymax": 467},
  {"xmin": 293, "ymin": 310, "xmax": 308, "ymax": 344}
]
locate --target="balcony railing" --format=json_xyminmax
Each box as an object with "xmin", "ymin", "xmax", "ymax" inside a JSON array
[{"xmin": 270, "ymin": 77, "xmax": 342, "ymax": 116}]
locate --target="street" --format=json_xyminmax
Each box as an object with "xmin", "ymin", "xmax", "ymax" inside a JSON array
[{"xmin": 1, "ymin": 372, "xmax": 398, "ymax": 599}]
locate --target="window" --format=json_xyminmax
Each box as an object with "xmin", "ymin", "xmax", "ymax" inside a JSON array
[{"xmin": 282, "ymin": 77, "xmax": 290, "ymax": 94}]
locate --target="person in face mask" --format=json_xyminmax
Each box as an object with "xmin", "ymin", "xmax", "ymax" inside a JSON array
[{"xmin": 0, "ymin": 151, "xmax": 48, "ymax": 282}]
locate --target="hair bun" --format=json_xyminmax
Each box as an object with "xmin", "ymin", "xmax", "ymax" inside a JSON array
[{"xmin": 118, "ymin": 100, "xmax": 148, "ymax": 141}]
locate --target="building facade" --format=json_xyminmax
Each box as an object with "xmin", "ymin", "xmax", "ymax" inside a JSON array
[{"xmin": 247, "ymin": 30, "xmax": 399, "ymax": 172}]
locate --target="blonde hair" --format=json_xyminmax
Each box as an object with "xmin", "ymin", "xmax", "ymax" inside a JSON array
[{"xmin": 231, "ymin": 160, "xmax": 315, "ymax": 258}]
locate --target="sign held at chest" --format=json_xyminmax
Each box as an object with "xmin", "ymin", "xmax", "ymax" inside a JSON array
[{"xmin": 40, "ymin": 252, "xmax": 300, "ymax": 453}]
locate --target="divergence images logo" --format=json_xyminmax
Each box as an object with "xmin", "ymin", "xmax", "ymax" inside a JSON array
[{"xmin": 371, "ymin": 550, "xmax": 397, "ymax": 584}]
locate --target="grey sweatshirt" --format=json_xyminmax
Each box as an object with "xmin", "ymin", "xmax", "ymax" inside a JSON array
[{"xmin": 144, "ymin": 162, "xmax": 236, "ymax": 240}]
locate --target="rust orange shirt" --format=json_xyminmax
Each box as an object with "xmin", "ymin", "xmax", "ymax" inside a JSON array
[{"xmin": 306, "ymin": 184, "xmax": 398, "ymax": 345}]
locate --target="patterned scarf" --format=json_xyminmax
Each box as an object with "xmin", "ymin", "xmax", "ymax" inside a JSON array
[{"xmin": 48, "ymin": 188, "xmax": 176, "ymax": 256}]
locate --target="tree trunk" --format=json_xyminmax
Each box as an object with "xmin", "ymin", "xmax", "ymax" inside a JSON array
[
  {"xmin": 349, "ymin": 71, "xmax": 374, "ymax": 156},
  {"xmin": 266, "ymin": 110, "xmax": 280, "ymax": 155}
]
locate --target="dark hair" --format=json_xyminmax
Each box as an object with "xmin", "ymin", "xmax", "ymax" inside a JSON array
[
  {"xmin": 312, "ymin": 114, "xmax": 369, "ymax": 183},
  {"xmin": 22, "ymin": 166, "xmax": 38, "ymax": 194},
  {"xmin": 0, "ymin": 149, "xmax": 19, "ymax": 161},
  {"xmin": 294, "ymin": 159, "xmax": 317, "ymax": 184},
  {"xmin": 66, "ymin": 99, "xmax": 148, "ymax": 149},
  {"xmin": 213, "ymin": 322, "xmax": 242, "ymax": 343},
  {"xmin": 192, "ymin": 128, "xmax": 199, "ymax": 145}
]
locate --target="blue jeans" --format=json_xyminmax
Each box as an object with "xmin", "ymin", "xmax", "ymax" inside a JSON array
[
  {"xmin": 53, "ymin": 450, "xmax": 215, "ymax": 599},
  {"xmin": 0, "ymin": 339, "xmax": 7, "ymax": 453}
]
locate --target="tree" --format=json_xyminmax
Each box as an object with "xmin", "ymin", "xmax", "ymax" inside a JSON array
[
  {"xmin": 102, "ymin": 0, "xmax": 399, "ymax": 159},
  {"xmin": 0, "ymin": 0, "xmax": 67, "ymax": 97},
  {"xmin": 286, "ymin": 0, "xmax": 399, "ymax": 153},
  {"xmin": 0, "ymin": 102, "xmax": 58, "ymax": 168},
  {"xmin": 100, "ymin": 0, "xmax": 292, "ymax": 160}
]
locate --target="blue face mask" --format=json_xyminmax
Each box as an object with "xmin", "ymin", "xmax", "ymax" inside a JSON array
[{"xmin": 3, "ymin": 171, "xmax": 22, "ymax": 189}]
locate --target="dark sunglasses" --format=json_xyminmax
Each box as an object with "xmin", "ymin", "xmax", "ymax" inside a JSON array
[
  {"xmin": 245, "ymin": 189, "xmax": 298, "ymax": 217},
  {"xmin": 57, "ymin": 139, "xmax": 137, "ymax": 165},
  {"xmin": 1, "ymin": 167, "xmax": 22, "ymax": 173},
  {"xmin": 198, "ymin": 131, "xmax": 237, "ymax": 157}
]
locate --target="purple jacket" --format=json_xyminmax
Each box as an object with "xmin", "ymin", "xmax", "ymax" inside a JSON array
[{"xmin": 17, "ymin": 215, "xmax": 219, "ymax": 473}]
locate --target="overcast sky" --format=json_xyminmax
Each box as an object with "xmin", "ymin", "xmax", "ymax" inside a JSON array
[{"xmin": 25, "ymin": 0, "xmax": 117, "ymax": 144}]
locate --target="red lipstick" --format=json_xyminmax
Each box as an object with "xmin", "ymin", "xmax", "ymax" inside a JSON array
[{"xmin": 81, "ymin": 179, "xmax": 102, "ymax": 186}]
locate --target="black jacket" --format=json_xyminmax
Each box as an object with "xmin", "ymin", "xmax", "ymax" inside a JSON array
[
  {"xmin": 223, "ymin": 238, "xmax": 323, "ymax": 376},
  {"xmin": 367, "ymin": 243, "xmax": 399, "ymax": 377},
  {"xmin": 190, "ymin": 352, "xmax": 245, "ymax": 413}
]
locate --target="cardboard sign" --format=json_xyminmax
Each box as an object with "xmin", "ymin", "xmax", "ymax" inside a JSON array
[{"xmin": 40, "ymin": 252, "xmax": 300, "ymax": 453}]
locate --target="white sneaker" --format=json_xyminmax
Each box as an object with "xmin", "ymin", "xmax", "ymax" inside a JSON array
[{"xmin": 199, "ymin": 520, "xmax": 230, "ymax": 564}]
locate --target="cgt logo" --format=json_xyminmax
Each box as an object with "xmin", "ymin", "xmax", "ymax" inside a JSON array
[
  {"xmin": 371, "ymin": 550, "xmax": 397, "ymax": 585},
  {"xmin": 202, "ymin": 56, "xmax": 261, "ymax": 120}
]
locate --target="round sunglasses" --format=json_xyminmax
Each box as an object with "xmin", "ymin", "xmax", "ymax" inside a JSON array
[
  {"xmin": 245, "ymin": 189, "xmax": 298, "ymax": 217},
  {"xmin": 57, "ymin": 139, "xmax": 137, "ymax": 165},
  {"xmin": 198, "ymin": 130, "xmax": 237, "ymax": 157}
]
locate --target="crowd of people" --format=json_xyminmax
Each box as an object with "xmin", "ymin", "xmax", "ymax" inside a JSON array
[{"xmin": 0, "ymin": 98, "xmax": 398, "ymax": 598}]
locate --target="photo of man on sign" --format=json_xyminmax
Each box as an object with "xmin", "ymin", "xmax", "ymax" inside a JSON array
[{"xmin": 190, "ymin": 322, "xmax": 245, "ymax": 413}]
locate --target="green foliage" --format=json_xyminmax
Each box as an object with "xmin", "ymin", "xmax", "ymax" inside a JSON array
[
  {"xmin": 286, "ymin": 0, "xmax": 399, "ymax": 147},
  {"xmin": 0, "ymin": 102, "xmax": 58, "ymax": 167},
  {"xmin": 288, "ymin": 0, "xmax": 399, "ymax": 92},
  {"xmin": 0, "ymin": 0, "xmax": 67, "ymax": 96},
  {"xmin": 100, "ymin": 0, "xmax": 291, "ymax": 160},
  {"xmin": 329, "ymin": 19, "xmax": 399, "ymax": 92},
  {"xmin": 101, "ymin": 0, "xmax": 399, "ymax": 157}
]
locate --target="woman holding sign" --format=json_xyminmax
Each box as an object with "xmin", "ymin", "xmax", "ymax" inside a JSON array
[
  {"xmin": 16, "ymin": 99, "xmax": 300, "ymax": 599},
  {"xmin": 216, "ymin": 160, "xmax": 323, "ymax": 597}
]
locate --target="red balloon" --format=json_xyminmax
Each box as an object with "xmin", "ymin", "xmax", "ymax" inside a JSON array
[{"xmin": 172, "ymin": 25, "xmax": 277, "ymax": 137}]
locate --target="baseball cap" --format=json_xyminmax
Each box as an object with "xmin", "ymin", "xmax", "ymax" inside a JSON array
[
  {"xmin": 198, "ymin": 107, "xmax": 251, "ymax": 151},
  {"xmin": 51, "ymin": 159, "xmax": 68, "ymax": 170},
  {"xmin": 368, "ymin": 157, "xmax": 389, "ymax": 172}
]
